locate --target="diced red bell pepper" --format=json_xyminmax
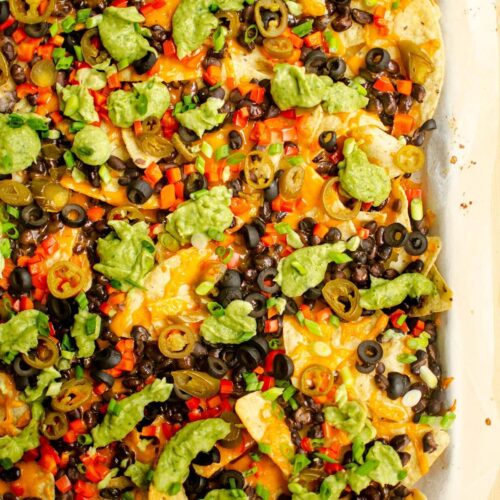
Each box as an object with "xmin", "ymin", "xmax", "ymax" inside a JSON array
[
  {"xmin": 55, "ymin": 475, "xmax": 72, "ymax": 494},
  {"xmin": 264, "ymin": 349, "xmax": 285, "ymax": 373},
  {"xmin": 233, "ymin": 107, "xmax": 249, "ymax": 128}
]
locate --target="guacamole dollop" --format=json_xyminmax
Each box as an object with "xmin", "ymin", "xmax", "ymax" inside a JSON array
[
  {"xmin": 91, "ymin": 378, "xmax": 173, "ymax": 448},
  {"xmin": 125, "ymin": 461, "xmax": 152, "ymax": 488},
  {"xmin": 70, "ymin": 309, "xmax": 102, "ymax": 358},
  {"xmin": 98, "ymin": 7, "xmax": 151, "ymax": 64},
  {"xmin": 338, "ymin": 138, "xmax": 391, "ymax": 206},
  {"xmin": 95, "ymin": 220, "xmax": 155, "ymax": 291},
  {"xmin": 270, "ymin": 64, "xmax": 368, "ymax": 112},
  {"xmin": 0, "ymin": 114, "xmax": 41, "ymax": 174},
  {"xmin": 0, "ymin": 402, "xmax": 43, "ymax": 463},
  {"xmin": 175, "ymin": 97, "xmax": 226, "ymax": 138},
  {"xmin": 322, "ymin": 82, "xmax": 369, "ymax": 113},
  {"xmin": 289, "ymin": 474, "xmax": 347, "ymax": 500},
  {"xmin": 76, "ymin": 68, "xmax": 107, "ymax": 90},
  {"xmin": 57, "ymin": 84, "xmax": 99, "ymax": 123},
  {"xmin": 0, "ymin": 310, "xmax": 49, "ymax": 364},
  {"xmin": 162, "ymin": 186, "xmax": 233, "ymax": 246},
  {"xmin": 200, "ymin": 300, "xmax": 257, "ymax": 344},
  {"xmin": 203, "ymin": 490, "xmax": 248, "ymax": 500},
  {"xmin": 153, "ymin": 418, "xmax": 230, "ymax": 495},
  {"xmin": 360, "ymin": 273, "xmax": 436, "ymax": 310},
  {"xmin": 108, "ymin": 77, "xmax": 170, "ymax": 128},
  {"xmin": 24, "ymin": 367, "xmax": 61, "ymax": 403},
  {"xmin": 72, "ymin": 125, "xmax": 112, "ymax": 166},
  {"xmin": 323, "ymin": 385, "xmax": 375, "ymax": 443},
  {"xmin": 275, "ymin": 242, "xmax": 347, "ymax": 297}
]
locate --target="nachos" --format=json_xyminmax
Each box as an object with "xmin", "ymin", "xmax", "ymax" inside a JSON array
[{"xmin": 0, "ymin": 0, "xmax": 452, "ymax": 498}]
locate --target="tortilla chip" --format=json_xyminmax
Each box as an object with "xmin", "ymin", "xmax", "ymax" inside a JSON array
[
  {"xmin": 390, "ymin": 236, "xmax": 442, "ymax": 275},
  {"xmin": 410, "ymin": 265, "xmax": 453, "ymax": 317},
  {"xmin": 230, "ymin": 46, "xmax": 273, "ymax": 84},
  {"xmin": 235, "ymin": 392, "xmax": 294, "ymax": 477}
]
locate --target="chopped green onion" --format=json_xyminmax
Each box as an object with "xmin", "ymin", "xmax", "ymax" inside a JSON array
[
  {"xmin": 397, "ymin": 469, "xmax": 407, "ymax": 480},
  {"xmin": 396, "ymin": 313, "xmax": 408, "ymax": 326},
  {"xmin": 74, "ymin": 45, "xmax": 83, "ymax": 62},
  {"xmin": 213, "ymin": 25, "xmax": 227, "ymax": 52},
  {"xmin": 255, "ymin": 484, "xmax": 270, "ymax": 500},
  {"xmin": 329, "ymin": 314, "xmax": 340, "ymax": 327},
  {"xmin": 244, "ymin": 24, "xmax": 258, "ymax": 45},
  {"xmin": 292, "ymin": 454, "xmax": 311, "ymax": 475},
  {"xmin": 292, "ymin": 20, "xmax": 313, "ymax": 37},
  {"xmin": 2, "ymin": 223, "xmax": 18, "ymax": 240},
  {"xmin": 262, "ymin": 387, "xmax": 284, "ymax": 401},
  {"xmin": 397, "ymin": 353, "xmax": 417, "ymax": 364},
  {"xmin": 282, "ymin": 384, "xmax": 296, "ymax": 402},
  {"xmin": 61, "ymin": 16, "xmax": 76, "ymax": 33},
  {"xmin": 352, "ymin": 436, "xmax": 365, "ymax": 464},
  {"xmin": 330, "ymin": 252, "xmax": 352, "ymax": 264},
  {"xmin": 0, "ymin": 239, "xmax": 11, "ymax": 258},
  {"xmin": 49, "ymin": 22, "xmax": 59, "ymax": 37},
  {"xmin": 268, "ymin": 338, "xmax": 281, "ymax": 350},
  {"xmin": 56, "ymin": 56, "xmax": 74, "ymax": 70},
  {"xmin": 440, "ymin": 411, "xmax": 456, "ymax": 430},
  {"xmin": 215, "ymin": 144, "xmax": 230, "ymax": 160},
  {"xmin": 275, "ymin": 222, "xmax": 292, "ymax": 234},
  {"xmin": 6, "ymin": 206, "xmax": 19, "ymax": 219},
  {"xmin": 411, "ymin": 198, "xmax": 424, "ymax": 221},
  {"xmin": 215, "ymin": 245, "xmax": 234, "ymax": 264},
  {"xmin": 304, "ymin": 318, "xmax": 322, "ymax": 336},
  {"xmin": 258, "ymin": 442, "xmax": 272, "ymax": 454},
  {"xmin": 107, "ymin": 399, "xmax": 122, "ymax": 416},
  {"xmin": 201, "ymin": 141, "xmax": 213, "ymax": 158},
  {"xmin": 315, "ymin": 452, "xmax": 337, "ymax": 464},
  {"xmin": 195, "ymin": 281, "xmax": 214, "ymax": 295},
  {"xmin": 207, "ymin": 228, "xmax": 225, "ymax": 241},
  {"xmin": 287, "ymin": 155, "xmax": 304, "ymax": 166},
  {"xmin": 356, "ymin": 459, "xmax": 379, "ymax": 476},
  {"xmin": 76, "ymin": 8, "xmax": 92, "ymax": 23},
  {"xmin": 243, "ymin": 372, "xmax": 263, "ymax": 391},
  {"xmin": 291, "ymin": 261, "xmax": 306, "ymax": 275},
  {"xmin": 243, "ymin": 466, "xmax": 258, "ymax": 477},
  {"xmin": 207, "ymin": 302, "xmax": 225, "ymax": 317},
  {"xmin": 195, "ymin": 156, "xmax": 205, "ymax": 174},
  {"xmin": 75, "ymin": 292, "xmax": 88, "ymax": 310},
  {"xmin": 296, "ymin": 310, "xmax": 305, "ymax": 326},
  {"xmin": 85, "ymin": 14, "xmax": 102, "ymax": 29},
  {"xmin": 75, "ymin": 365, "xmax": 84, "ymax": 379},
  {"xmin": 346, "ymin": 235, "xmax": 360, "ymax": 251},
  {"xmin": 70, "ymin": 121, "xmax": 85, "ymax": 133},
  {"xmin": 226, "ymin": 152, "xmax": 245, "ymax": 165},
  {"xmin": 98, "ymin": 165, "xmax": 112, "ymax": 184},
  {"xmin": 268, "ymin": 143, "xmax": 283, "ymax": 155},
  {"xmin": 323, "ymin": 30, "xmax": 338, "ymax": 53},
  {"xmin": 52, "ymin": 47, "xmax": 66, "ymax": 61},
  {"xmin": 340, "ymin": 366, "xmax": 353, "ymax": 386}
]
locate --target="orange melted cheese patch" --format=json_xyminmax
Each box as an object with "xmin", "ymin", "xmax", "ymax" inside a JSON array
[
  {"xmin": 235, "ymin": 392, "xmax": 294, "ymax": 477},
  {"xmin": 0, "ymin": 461, "xmax": 55, "ymax": 499},
  {"xmin": 228, "ymin": 454, "xmax": 288, "ymax": 499},
  {"xmin": 0, "ymin": 374, "xmax": 30, "ymax": 437},
  {"xmin": 283, "ymin": 312, "xmax": 389, "ymax": 384},
  {"xmin": 111, "ymin": 247, "xmax": 211, "ymax": 337}
]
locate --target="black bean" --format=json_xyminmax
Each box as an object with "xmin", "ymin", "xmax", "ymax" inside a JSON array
[
  {"xmin": 380, "ymin": 93, "xmax": 397, "ymax": 116},
  {"xmin": 387, "ymin": 372, "xmax": 410, "ymax": 399},
  {"xmin": 217, "ymin": 287, "xmax": 243, "ymax": 307},
  {"xmin": 331, "ymin": 7, "xmax": 352, "ymax": 31},
  {"xmin": 351, "ymin": 263, "xmax": 369, "ymax": 286},
  {"xmin": 107, "ymin": 155, "xmax": 127, "ymax": 171},
  {"xmin": 9, "ymin": 267, "xmax": 32, "ymax": 294},
  {"xmin": 1, "ymin": 40, "xmax": 16, "ymax": 62},
  {"xmin": 393, "ymin": 485, "xmax": 411, "ymax": 498},
  {"xmin": 10, "ymin": 64, "xmax": 26, "ymax": 85},
  {"xmin": 351, "ymin": 8, "xmax": 373, "ymax": 24},
  {"xmin": 100, "ymin": 488, "xmax": 121, "ymax": 499},
  {"xmin": 422, "ymin": 431, "xmax": 437, "ymax": 453},
  {"xmin": 178, "ymin": 125, "xmax": 199, "ymax": 143},
  {"xmin": 411, "ymin": 83, "xmax": 426, "ymax": 103},
  {"xmin": 368, "ymin": 95, "xmax": 383, "ymax": 114},
  {"xmin": 398, "ymin": 451, "xmax": 411, "ymax": 467},
  {"xmin": 398, "ymin": 94, "xmax": 414, "ymax": 114},
  {"xmin": 410, "ymin": 349, "xmax": 428, "ymax": 376},
  {"xmin": 253, "ymin": 254, "xmax": 274, "ymax": 272},
  {"xmin": 374, "ymin": 373, "xmax": 389, "ymax": 390},
  {"xmin": 390, "ymin": 433, "xmax": 410, "ymax": 451}
]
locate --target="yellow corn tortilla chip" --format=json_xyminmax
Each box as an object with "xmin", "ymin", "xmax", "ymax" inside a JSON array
[{"xmin": 410, "ymin": 265, "xmax": 453, "ymax": 316}]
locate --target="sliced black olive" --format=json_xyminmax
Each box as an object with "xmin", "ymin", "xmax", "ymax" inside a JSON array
[
  {"xmin": 61, "ymin": 204, "xmax": 87, "ymax": 228},
  {"xmin": 13, "ymin": 356, "xmax": 39, "ymax": 377},
  {"xmin": 284, "ymin": 297, "xmax": 299, "ymax": 315},
  {"xmin": 318, "ymin": 130, "xmax": 337, "ymax": 153},
  {"xmin": 206, "ymin": 356, "xmax": 228, "ymax": 379},
  {"xmin": 383, "ymin": 223, "xmax": 409, "ymax": 247},
  {"xmin": 133, "ymin": 52, "xmax": 158, "ymax": 75},
  {"xmin": 218, "ymin": 270, "xmax": 242, "ymax": 289},
  {"xmin": 387, "ymin": 372, "xmax": 411, "ymax": 399},
  {"xmin": 178, "ymin": 125, "xmax": 199, "ymax": 143},
  {"xmin": 257, "ymin": 268, "xmax": 279, "ymax": 293},
  {"xmin": 217, "ymin": 287, "xmax": 243, "ymax": 307},
  {"xmin": 365, "ymin": 47, "xmax": 390, "ymax": 72},
  {"xmin": 9, "ymin": 267, "xmax": 32, "ymax": 293},
  {"xmin": 221, "ymin": 348, "xmax": 238, "ymax": 368},
  {"xmin": 21, "ymin": 204, "xmax": 48, "ymax": 228},
  {"xmin": 264, "ymin": 179, "xmax": 279, "ymax": 201},
  {"xmin": 357, "ymin": 340, "xmax": 383, "ymax": 365},
  {"xmin": 193, "ymin": 446, "xmax": 221, "ymax": 466},
  {"xmin": 47, "ymin": 295, "xmax": 75, "ymax": 325},
  {"xmin": 127, "ymin": 179, "xmax": 153, "ymax": 205},
  {"xmin": 218, "ymin": 470, "xmax": 244, "ymax": 490},
  {"xmin": 303, "ymin": 286, "xmax": 322, "ymax": 301},
  {"xmin": 14, "ymin": 375, "xmax": 30, "ymax": 391},
  {"xmin": 24, "ymin": 22, "xmax": 49, "ymax": 38},
  {"xmin": 90, "ymin": 369, "xmax": 115, "ymax": 387},
  {"xmin": 304, "ymin": 49, "xmax": 327, "ymax": 74},
  {"xmin": 246, "ymin": 334, "xmax": 270, "ymax": 358},
  {"xmin": 273, "ymin": 353, "xmax": 294, "ymax": 379},
  {"xmin": 244, "ymin": 292, "xmax": 267, "ymax": 318},
  {"xmin": 184, "ymin": 172, "xmax": 207, "ymax": 198},
  {"xmin": 0, "ymin": 466, "xmax": 21, "ymax": 482},
  {"xmin": 326, "ymin": 56, "xmax": 346, "ymax": 81},
  {"xmin": 240, "ymin": 224, "xmax": 260, "ymax": 249},
  {"xmin": 184, "ymin": 468, "xmax": 207, "ymax": 494},
  {"xmin": 252, "ymin": 218, "xmax": 266, "ymax": 237},
  {"xmin": 237, "ymin": 346, "xmax": 261, "ymax": 371},
  {"xmin": 404, "ymin": 231, "xmax": 428, "ymax": 256},
  {"xmin": 355, "ymin": 362, "xmax": 376, "ymax": 374},
  {"xmin": 93, "ymin": 347, "xmax": 122, "ymax": 370}
]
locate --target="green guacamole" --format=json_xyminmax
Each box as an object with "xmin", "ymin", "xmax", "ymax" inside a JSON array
[
  {"xmin": 24, "ymin": 367, "xmax": 60, "ymax": 403},
  {"xmin": 200, "ymin": 300, "xmax": 257, "ymax": 344},
  {"xmin": 0, "ymin": 402, "xmax": 43, "ymax": 463},
  {"xmin": 107, "ymin": 77, "xmax": 170, "ymax": 128},
  {"xmin": 0, "ymin": 114, "xmax": 41, "ymax": 174},
  {"xmin": 76, "ymin": 68, "xmax": 107, "ymax": 90},
  {"xmin": 360, "ymin": 273, "xmax": 436, "ymax": 310},
  {"xmin": 0, "ymin": 309, "xmax": 48, "ymax": 364},
  {"xmin": 203, "ymin": 490, "xmax": 248, "ymax": 500},
  {"xmin": 322, "ymin": 82, "xmax": 369, "ymax": 113},
  {"xmin": 275, "ymin": 242, "xmax": 347, "ymax": 297},
  {"xmin": 94, "ymin": 220, "xmax": 155, "ymax": 291},
  {"xmin": 98, "ymin": 7, "xmax": 151, "ymax": 64},
  {"xmin": 162, "ymin": 186, "xmax": 233, "ymax": 247},
  {"xmin": 175, "ymin": 97, "xmax": 226, "ymax": 138},
  {"xmin": 153, "ymin": 418, "xmax": 230, "ymax": 495},
  {"xmin": 338, "ymin": 138, "xmax": 391, "ymax": 206},
  {"xmin": 92, "ymin": 378, "xmax": 172, "ymax": 448},
  {"xmin": 70, "ymin": 309, "xmax": 101, "ymax": 358},
  {"xmin": 57, "ymin": 84, "xmax": 99, "ymax": 123},
  {"xmin": 72, "ymin": 125, "xmax": 112, "ymax": 166}
]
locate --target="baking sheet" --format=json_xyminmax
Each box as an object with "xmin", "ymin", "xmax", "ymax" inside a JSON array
[{"xmin": 418, "ymin": 0, "xmax": 500, "ymax": 498}]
